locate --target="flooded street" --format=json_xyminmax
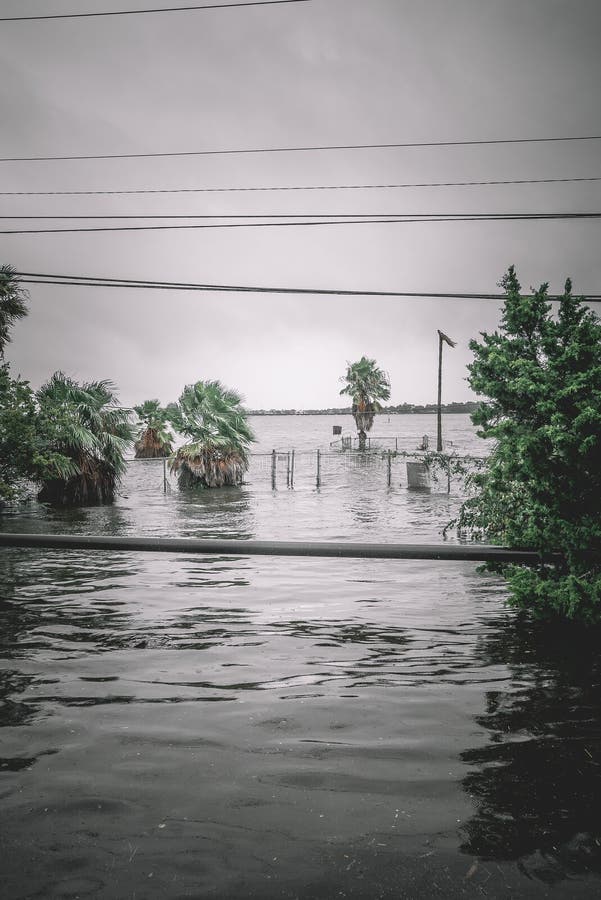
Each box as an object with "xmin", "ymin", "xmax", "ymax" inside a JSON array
[{"xmin": 1, "ymin": 416, "xmax": 600, "ymax": 898}]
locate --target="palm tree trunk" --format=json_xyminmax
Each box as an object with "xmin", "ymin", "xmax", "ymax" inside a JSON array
[{"xmin": 358, "ymin": 430, "xmax": 367, "ymax": 451}]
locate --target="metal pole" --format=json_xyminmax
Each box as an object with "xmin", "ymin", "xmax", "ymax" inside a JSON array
[
  {"xmin": 271, "ymin": 449, "xmax": 276, "ymax": 489},
  {"xmin": 395, "ymin": 437, "xmax": 398, "ymax": 451},
  {"xmin": 0, "ymin": 531, "xmax": 573, "ymax": 566},
  {"xmin": 447, "ymin": 455, "xmax": 451, "ymax": 494},
  {"xmin": 387, "ymin": 449, "xmax": 392, "ymax": 487},
  {"xmin": 437, "ymin": 331, "xmax": 443, "ymax": 452},
  {"xmin": 290, "ymin": 449, "xmax": 295, "ymax": 488},
  {"xmin": 286, "ymin": 451, "xmax": 290, "ymax": 487},
  {"xmin": 163, "ymin": 457, "xmax": 167, "ymax": 493},
  {"xmin": 316, "ymin": 449, "xmax": 321, "ymax": 488}
]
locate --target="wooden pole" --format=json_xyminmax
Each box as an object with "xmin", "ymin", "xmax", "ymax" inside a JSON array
[
  {"xmin": 316, "ymin": 449, "xmax": 321, "ymax": 488},
  {"xmin": 163, "ymin": 457, "xmax": 167, "ymax": 493},
  {"xmin": 290, "ymin": 449, "xmax": 295, "ymax": 488},
  {"xmin": 271, "ymin": 449, "xmax": 276, "ymax": 489},
  {"xmin": 437, "ymin": 331, "xmax": 443, "ymax": 452},
  {"xmin": 387, "ymin": 449, "xmax": 392, "ymax": 487},
  {"xmin": 286, "ymin": 451, "xmax": 290, "ymax": 487}
]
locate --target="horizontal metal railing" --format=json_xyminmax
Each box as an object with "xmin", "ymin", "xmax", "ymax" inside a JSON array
[{"xmin": 0, "ymin": 532, "xmax": 564, "ymax": 564}]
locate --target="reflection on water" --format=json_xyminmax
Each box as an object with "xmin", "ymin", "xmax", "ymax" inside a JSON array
[
  {"xmin": 461, "ymin": 617, "xmax": 601, "ymax": 883},
  {"xmin": 172, "ymin": 484, "xmax": 255, "ymax": 540},
  {"xmin": 0, "ymin": 668, "xmax": 40, "ymax": 729}
]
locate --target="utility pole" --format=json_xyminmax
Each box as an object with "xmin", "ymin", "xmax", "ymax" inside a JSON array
[{"xmin": 437, "ymin": 330, "xmax": 456, "ymax": 452}]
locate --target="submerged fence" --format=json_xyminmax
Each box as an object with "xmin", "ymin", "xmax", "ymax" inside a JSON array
[{"xmin": 134, "ymin": 448, "xmax": 489, "ymax": 493}]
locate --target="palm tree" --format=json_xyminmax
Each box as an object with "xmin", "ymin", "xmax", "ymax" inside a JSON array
[
  {"xmin": 0, "ymin": 265, "xmax": 29, "ymax": 356},
  {"xmin": 36, "ymin": 372, "xmax": 134, "ymax": 505},
  {"xmin": 339, "ymin": 356, "xmax": 391, "ymax": 450},
  {"xmin": 169, "ymin": 380, "xmax": 255, "ymax": 488},
  {"xmin": 133, "ymin": 399, "xmax": 174, "ymax": 458}
]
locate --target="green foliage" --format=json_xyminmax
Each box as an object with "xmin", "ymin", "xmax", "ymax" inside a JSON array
[
  {"xmin": 0, "ymin": 365, "xmax": 39, "ymax": 500},
  {"xmin": 0, "ymin": 266, "xmax": 134, "ymax": 506},
  {"xmin": 0, "ymin": 365, "xmax": 79, "ymax": 502},
  {"xmin": 133, "ymin": 398, "xmax": 174, "ymax": 456},
  {"xmin": 454, "ymin": 266, "xmax": 601, "ymax": 622},
  {"xmin": 36, "ymin": 372, "xmax": 134, "ymax": 505},
  {"xmin": 339, "ymin": 356, "xmax": 391, "ymax": 447},
  {"xmin": 170, "ymin": 380, "xmax": 254, "ymax": 451},
  {"xmin": 0, "ymin": 265, "xmax": 29, "ymax": 356},
  {"xmin": 134, "ymin": 399, "xmax": 171, "ymax": 435},
  {"xmin": 0, "ymin": 270, "xmax": 78, "ymax": 502},
  {"xmin": 169, "ymin": 380, "xmax": 255, "ymax": 487}
]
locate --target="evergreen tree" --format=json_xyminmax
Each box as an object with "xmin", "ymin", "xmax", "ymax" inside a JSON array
[{"xmin": 455, "ymin": 266, "xmax": 601, "ymax": 622}]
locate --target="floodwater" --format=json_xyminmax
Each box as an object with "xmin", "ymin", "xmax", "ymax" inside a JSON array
[{"xmin": 1, "ymin": 415, "xmax": 600, "ymax": 899}]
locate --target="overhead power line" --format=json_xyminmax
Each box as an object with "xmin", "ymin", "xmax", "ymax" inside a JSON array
[
  {"xmin": 2, "ymin": 175, "xmax": 600, "ymax": 196},
  {"xmin": 0, "ymin": 1, "xmax": 310, "ymax": 23},
  {"xmin": 1, "ymin": 134, "xmax": 601, "ymax": 163},
  {"xmin": 3, "ymin": 212, "xmax": 601, "ymax": 234},
  {"xmin": 16, "ymin": 271, "xmax": 601, "ymax": 301},
  {"xmin": 0, "ymin": 212, "xmax": 601, "ymax": 225},
  {"xmin": 2, "ymin": 210, "xmax": 601, "ymax": 220}
]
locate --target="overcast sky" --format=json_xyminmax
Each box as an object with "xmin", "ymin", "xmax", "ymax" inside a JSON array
[{"xmin": 1, "ymin": 0, "xmax": 600, "ymax": 409}]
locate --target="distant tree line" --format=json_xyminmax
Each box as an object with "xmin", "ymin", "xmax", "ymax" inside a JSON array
[{"xmin": 246, "ymin": 401, "xmax": 480, "ymax": 416}]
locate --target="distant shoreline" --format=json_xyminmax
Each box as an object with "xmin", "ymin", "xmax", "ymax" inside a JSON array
[{"xmin": 246, "ymin": 402, "xmax": 479, "ymax": 416}]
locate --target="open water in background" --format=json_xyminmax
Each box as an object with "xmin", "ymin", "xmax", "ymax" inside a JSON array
[{"xmin": 1, "ymin": 415, "xmax": 600, "ymax": 899}]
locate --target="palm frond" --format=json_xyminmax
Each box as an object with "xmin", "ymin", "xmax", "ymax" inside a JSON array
[
  {"xmin": 36, "ymin": 371, "xmax": 133, "ymax": 505},
  {"xmin": 0, "ymin": 264, "xmax": 29, "ymax": 354},
  {"xmin": 339, "ymin": 356, "xmax": 391, "ymax": 437},
  {"xmin": 168, "ymin": 380, "xmax": 254, "ymax": 487}
]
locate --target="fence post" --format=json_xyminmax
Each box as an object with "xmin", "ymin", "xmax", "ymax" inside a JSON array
[
  {"xmin": 387, "ymin": 449, "xmax": 392, "ymax": 487},
  {"xmin": 163, "ymin": 457, "xmax": 167, "ymax": 493},
  {"xmin": 316, "ymin": 449, "xmax": 321, "ymax": 488},
  {"xmin": 271, "ymin": 449, "xmax": 276, "ymax": 489},
  {"xmin": 395, "ymin": 437, "xmax": 398, "ymax": 451},
  {"xmin": 286, "ymin": 451, "xmax": 291, "ymax": 487},
  {"xmin": 447, "ymin": 455, "xmax": 451, "ymax": 494},
  {"xmin": 290, "ymin": 449, "xmax": 295, "ymax": 488}
]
